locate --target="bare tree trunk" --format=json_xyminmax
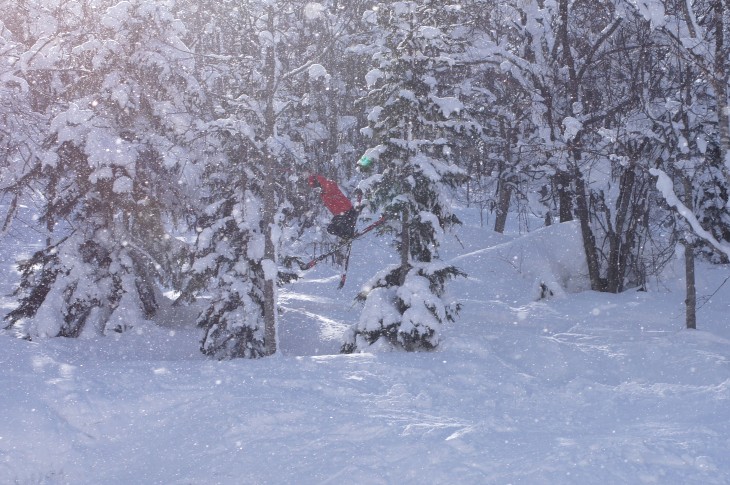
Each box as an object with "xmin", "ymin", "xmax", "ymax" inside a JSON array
[
  {"xmin": 554, "ymin": 170, "xmax": 574, "ymax": 222},
  {"xmin": 556, "ymin": 0, "xmax": 578, "ymax": 226},
  {"xmin": 681, "ymin": 176, "xmax": 697, "ymax": 329},
  {"xmin": 494, "ymin": 177, "xmax": 512, "ymax": 234},
  {"xmin": 399, "ymin": 208, "xmax": 410, "ymax": 285},
  {"xmin": 399, "ymin": 118, "xmax": 414, "ymax": 285},
  {"xmin": 573, "ymin": 158, "xmax": 604, "ymax": 291},
  {"xmin": 495, "ymin": 120, "xmax": 514, "ymax": 234},
  {"xmin": 262, "ymin": 150, "xmax": 278, "ymax": 355},
  {"xmin": 262, "ymin": 8, "xmax": 278, "ymax": 356},
  {"xmin": 605, "ymin": 161, "xmax": 637, "ymax": 293},
  {"xmin": 683, "ymin": 237, "xmax": 697, "ymax": 329}
]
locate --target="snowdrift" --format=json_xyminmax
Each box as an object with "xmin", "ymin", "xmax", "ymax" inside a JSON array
[
  {"xmin": 450, "ymin": 220, "xmax": 590, "ymax": 300},
  {"xmin": 2, "ymin": 211, "xmax": 730, "ymax": 484}
]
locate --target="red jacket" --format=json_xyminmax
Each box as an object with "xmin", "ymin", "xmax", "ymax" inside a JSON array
[{"xmin": 309, "ymin": 175, "xmax": 353, "ymax": 216}]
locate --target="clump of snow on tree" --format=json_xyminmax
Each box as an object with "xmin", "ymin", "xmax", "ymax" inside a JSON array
[
  {"xmin": 304, "ymin": 2, "xmax": 325, "ymax": 20},
  {"xmin": 562, "ymin": 116, "xmax": 582, "ymax": 142},
  {"xmin": 418, "ymin": 26, "xmax": 441, "ymax": 40},
  {"xmin": 365, "ymin": 68, "xmax": 384, "ymax": 88},
  {"xmin": 308, "ymin": 63, "xmax": 329, "ymax": 82},
  {"xmin": 431, "ymin": 96, "xmax": 462, "ymax": 118}
]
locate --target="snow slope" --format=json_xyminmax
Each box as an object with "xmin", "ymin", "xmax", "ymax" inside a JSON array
[{"xmin": 2, "ymin": 211, "xmax": 730, "ymax": 484}]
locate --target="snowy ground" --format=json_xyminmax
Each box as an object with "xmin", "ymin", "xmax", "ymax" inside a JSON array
[{"xmin": 2, "ymin": 209, "xmax": 730, "ymax": 484}]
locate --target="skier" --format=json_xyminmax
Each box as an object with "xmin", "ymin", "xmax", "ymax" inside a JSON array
[
  {"xmin": 308, "ymin": 174, "xmax": 360, "ymax": 240},
  {"xmin": 301, "ymin": 166, "xmax": 384, "ymax": 284}
]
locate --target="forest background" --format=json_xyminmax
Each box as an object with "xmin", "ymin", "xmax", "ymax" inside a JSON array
[{"xmin": 2, "ymin": 0, "xmax": 730, "ymax": 357}]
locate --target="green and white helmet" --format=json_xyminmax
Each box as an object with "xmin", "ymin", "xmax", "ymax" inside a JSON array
[{"xmin": 357, "ymin": 155, "xmax": 373, "ymax": 170}]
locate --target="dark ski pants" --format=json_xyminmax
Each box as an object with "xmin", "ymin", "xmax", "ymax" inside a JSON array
[{"xmin": 327, "ymin": 208, "xmax": 358, "ymax": 240}]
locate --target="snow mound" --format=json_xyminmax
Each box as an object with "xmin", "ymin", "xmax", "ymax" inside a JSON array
[{"xmin": 452, "ymin": 221, "xmax": 590, "ymax": 299}]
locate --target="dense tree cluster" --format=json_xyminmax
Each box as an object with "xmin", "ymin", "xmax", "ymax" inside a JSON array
[{"xmin": 1, "ymin": 0, "xmax": 728, "ymax": 354}]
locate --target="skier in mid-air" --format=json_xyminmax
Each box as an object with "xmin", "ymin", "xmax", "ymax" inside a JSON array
[
  {"xmin": 301, "ymin": 157, "xmax": 379, "ymax": 285},
  {"xmin": 307, "ymin": 174, "xmax": 360, "ymax": 240},
  {"xmin": 306, "ymin": 155, "xmax": 373, "ymax": 240}
]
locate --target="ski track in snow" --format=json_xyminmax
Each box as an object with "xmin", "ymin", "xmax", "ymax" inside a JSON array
[{"xmin": 2, "ymin": 215, "xmax": 730, "ymax": 484}]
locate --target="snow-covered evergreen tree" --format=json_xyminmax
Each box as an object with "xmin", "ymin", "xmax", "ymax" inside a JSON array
[
  {"xmin": 178, "ymin": 0, "xmax": 342, "ymax": 358},
  {"xmin": 342, "ymin": 1, "xmax": 467, "ymax": 353},
  {"xmin": 3, "ymin": 0, "xmax": 197, "ymax": 337},
  {"xmin": 0, "ymin": 0, "xmax": 81, "ymax": 232},
  {"xmin": 183, "ymin": 152, "xmax": 271, "ymax": 358}
]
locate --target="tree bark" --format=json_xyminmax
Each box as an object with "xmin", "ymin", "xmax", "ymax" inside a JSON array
[
  {"xmin": 554, "ymin": 169, "xmax": 574, "ymax": 222},
  {"xmin": 262, "ymin": 8, "xmax": 278, "ymax": 356},
  {"xmin": 605, "ymin": 163, "xmax": 636, "ymax": 293},
  {"xmin": 681, "ymin": 176, "xmax": 697, "ymax": 329},
  {"xmin": 399, "ymin": 208, "xmax": 410, "ymax": 286},
  {"xmin": 494, "ymin": 177, "xmax": 512, "ymax": 234},
  {"xmin": 572, "ymin": 157, "xmax": 604, "ymax": 291},
  {"xmin": 495, "ymin": 120, "xmax": 516, "ymax": 234},
  {"xmin": 263, "ymin": 148, "xmax": 278, "ymax": 355},
  {"xmin": 683, "ymin": 237, "xmax": 697, "ymax": 329}
]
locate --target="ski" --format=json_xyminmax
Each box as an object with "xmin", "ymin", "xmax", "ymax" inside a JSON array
[
  {"xmin": 337, "ymin": 240, "xmax": 354, "ymax": 289},
  {"xmin": 300, "ymin": 216, "xmax": 386, "ymax": 271}
]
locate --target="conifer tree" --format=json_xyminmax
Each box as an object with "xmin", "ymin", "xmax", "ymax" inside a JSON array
[
  {"xmin": 3, "ymin": 0, "xmax": 197, "ymax": 337},
  {"xmin": 183, "ymin": 150, "xmax": 272, "ymax": 358},
  {"xmin": 342, "ymin": 1, "xmax": 467, "ymax": 353},
  {"xmin": 179, "ymin": 0, "xmax": 339, "ymax": 358}
]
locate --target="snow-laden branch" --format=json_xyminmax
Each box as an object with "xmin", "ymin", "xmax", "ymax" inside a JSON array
[{"xmin": 650, "ymin": 168, "xmax": 730, "ymax": 258}]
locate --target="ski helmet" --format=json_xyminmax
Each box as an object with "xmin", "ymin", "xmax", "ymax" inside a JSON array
[{"xmin": 357, "ymin": 155, "xmax": 373, "ymax": 170}]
